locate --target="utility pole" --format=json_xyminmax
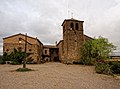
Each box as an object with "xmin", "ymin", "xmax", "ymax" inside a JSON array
[{"xmin": 23, "ymin": 33, "xmax": 27, "ymax": 68}]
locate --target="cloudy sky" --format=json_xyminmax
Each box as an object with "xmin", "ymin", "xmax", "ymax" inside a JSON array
[{"xmin": 0, "ymin": 0, "xmax": 120, "ymax": 55}]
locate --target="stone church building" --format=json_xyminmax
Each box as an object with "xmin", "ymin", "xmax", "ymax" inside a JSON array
[{"xmin": 3, "ymin": 18, "xmax": 92, "ymax": 63}]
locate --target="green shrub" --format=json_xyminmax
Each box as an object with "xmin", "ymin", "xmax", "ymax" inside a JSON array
[
  {"xmin": 80, "ymin": 58, "xmax": 96, "ymax": 65},
  {"xmin": 10, "ymin": 61, "xmax": 20, "ymax": 65},
  {"xmin": 16, "ymin": 68, "xmax": 32, "ymax": 72},
  {"xmin": 95, "ymin": 61, "xmax": 120, "ymax": 75},
  {"xmin": 110, "ymin": 62, "xmax": 120, "ymax": 74},
  {"xmin": 80, "ymin": 58, "xmax": 91, "ymax": 65},
  {"xmin": 80, "ymin": 37, "xmax": 116, "ymax": 66},
  {"xmin": 95, "ymin": 62, "xmax": 112, "ymax": 75},
  {"xmin": 0, "ymin": 61, "xmax": 6, "ymax": 64}
]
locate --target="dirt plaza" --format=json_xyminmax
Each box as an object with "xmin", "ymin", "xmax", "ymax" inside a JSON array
[{"xmin": 0, "ymin": 62, "xmax": 120, "ymax": 89}]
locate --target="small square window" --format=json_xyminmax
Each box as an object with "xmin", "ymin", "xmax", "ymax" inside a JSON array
[{"xmin": 45, "ymin": 50, "xmax": 47, "ymax": 54}]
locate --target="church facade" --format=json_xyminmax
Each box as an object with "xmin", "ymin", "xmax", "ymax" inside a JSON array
[
  {"xmin": 3, "ymin": 18, "xmax": 92, "ymax": 63},
  {"xmin": 57, "ymin": 18, "xmax": 92, "ymax": 63}
]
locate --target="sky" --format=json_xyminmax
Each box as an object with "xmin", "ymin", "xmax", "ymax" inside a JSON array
[{"xmin": 0, "ymin": 0, "xmax": 120, "ymax": 55}]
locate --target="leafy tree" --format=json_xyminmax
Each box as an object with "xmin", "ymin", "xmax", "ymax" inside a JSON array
[
  {"xmin": 2, "ymin": 52, "xmax": 10, "ymax": 61},
  {"xmin": 80, "ymin": 40, "xmax": 93, "ymax": 65},
  {"xmin": 10, "ymin": 48, "xmax": 31, "ymax": 64},
  {"xmin": 1, "ymin": 48, "xmax": 31, "ymax": 64},
  {"xmin": 0, "ymin": 55, "xmax": 3, "ymax": 63},
  {"xmin": 91, "ymin": 36, "xmax": 116, "ymax": 60},
  {"xmin": 80, "ymin": 36, "xmax": 116, "ymax": 65},
  {"xmin": 9, "ymin": 49, "xmax": 23, "ymax": 64},
  {"xmin": 0, "ymin": 55, "xmax": 2, "ymax": 61}
]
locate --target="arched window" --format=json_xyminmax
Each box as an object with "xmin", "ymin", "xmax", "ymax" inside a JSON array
[
  {"xmin": 70, "ymin": 22, "xmax": 74, "ymax": 30},
  {"xmin": 76, "ymin": 23, "xmax": 79, "ymax": 30}
]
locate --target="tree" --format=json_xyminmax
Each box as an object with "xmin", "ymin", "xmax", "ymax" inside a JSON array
[
  {"xmin": 91, "ymin": 36, "xmax": 116, "ymax": 60},
  {"xmin": 8, "ymin": 48, "xmax": 31, "ymax": 64},
  {"xmin": 80, "ymin": 40, "xmax": 93, "ymax": 65},
  {"xmin": 9, "ymin": 49, "xmax": 23, "ymax": 64},
  {"xmin": 80, "ymin": 36, "xmax": 116, "ymax": 65},
  {"xmin": 0, "ymin": 55, "xmax": 4, "ymax": 64},
  {"xmin": 2, "ymin": 52, "xmax": 9, "ymax": 62}
]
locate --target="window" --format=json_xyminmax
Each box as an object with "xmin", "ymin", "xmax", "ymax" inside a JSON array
[
  {"xmin": 6, "ymin": 49, "xmax": 9, "ymax": 52},
  {"xmin": 45, "ymin": 50, "xmax": 47, "ymax": 54},
  {"xmin": 76, "ymin": 23, "xmax": 79, "ymax": 30},
  {"xmin": 19, "ymin": 38, "xmax": 22, "ymax": 43},
  {"xmin": 19, "ymin": 38, "xmax": 22, "ymax": 41},
  {"xmin": 70, "ymin": 22, "xmax": 74, "ymax": 30},
  {"xmin": 18, "ymin": 47, "xmax": 22, "ymax": 52},
  {"xmin": 29, "ymin": 49, "xmax": 32, "ymax": 52}
]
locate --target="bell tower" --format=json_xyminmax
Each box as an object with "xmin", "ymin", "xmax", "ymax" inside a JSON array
[{"xmin": 62, "ymin": 18, "xmax": 84, "ymax": 62}]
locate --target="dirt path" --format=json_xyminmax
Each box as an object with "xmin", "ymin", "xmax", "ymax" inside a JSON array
[{"xmin": 0, "ymin": 62, "xmax": 120, "ymax": 89}]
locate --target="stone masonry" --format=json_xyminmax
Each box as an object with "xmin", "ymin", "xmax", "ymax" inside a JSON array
[
  {"xmin": 57, "ymin": 18, "xmax": 84, "ymax": 62},
  {"xmin": 3, "ymin": 18, "xmax": 92, "ymax": 63}
]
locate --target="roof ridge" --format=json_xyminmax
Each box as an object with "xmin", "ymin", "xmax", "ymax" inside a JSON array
[{"xmin": 3, "ymin": 33, "xmax": 36, "ymax": 40}]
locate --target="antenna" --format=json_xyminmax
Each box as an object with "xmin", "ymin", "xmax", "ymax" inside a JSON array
[
  {"xmin": 71, "ymin": 12, "xmax": 73, "ymax": 19},
  {"xmin": 67, "ymin": 0, "xmax": 70, "ymax": 18},
  {"xmin": 55, "ymin": 41, "xmax": 57, "ymax": 45},
  {"xmin": 68, "ymin": 10, "xmax": 70, "ymax": 19}
]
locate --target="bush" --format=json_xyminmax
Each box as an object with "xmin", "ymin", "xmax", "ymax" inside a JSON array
[
  {"xmin": 80, "ymin": 58, "xmax": 91, "ymax": 65},
  {"xmin": 95, "ymin": 62, "xmax": 112, "ymax": 75},
  {"xmin": 10, "ymin": 61, "xmax": 20, "ymax": 65},
  {"xmin": 80, "ymin": 58, "xmax": 96, "ymax": 65},
  {"xmin": 16, "ymin": 68, "xmax": 32, "ymax": 72},
  {"xmin": 110, "ymin": 62, "xmax": 120, "ymax": 74},
  {"xmin": 80, "ymin": 37, "xmax": 116, "ymax": 66},
  {"xmin": 0, "ymin": 61, "xmax": 6, "ymax": 64},
  {"xmin": 95, "ymin": 61, "xmax": 120, "ymax": 75}
]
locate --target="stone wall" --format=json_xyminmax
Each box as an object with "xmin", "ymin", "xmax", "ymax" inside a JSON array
[
  {"xmin": 56, "ymin": 40, "xmax": 63, "ymax": 61},
  {"xmin": 61, "ymin": 19, "xmax": 84, "ymax": 62},
  {"xmin": 3, "ymin": 33, "xmax": 43, "ymax": 63},
  {"xmin": 3, "ymin": 19, "xmax": 93, "ymax": 63}
]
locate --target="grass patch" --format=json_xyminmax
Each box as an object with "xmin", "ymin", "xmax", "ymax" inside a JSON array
[{"xmin": 16, "ymin": 68, "xmax": 33, "ymax": 72}]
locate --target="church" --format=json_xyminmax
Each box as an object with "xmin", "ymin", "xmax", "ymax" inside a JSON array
[{"xmin": 3, "ymin": 18, "xmax": 92, "ymax": 63}]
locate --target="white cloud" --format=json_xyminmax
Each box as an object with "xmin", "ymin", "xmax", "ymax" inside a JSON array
[
  {"xmin": 0, "ymin": 0, "xmax": 120, "ymax": 54},
  {"xmin": 86, "ymin": 0, "xmax": 120, "ymax": 51}
]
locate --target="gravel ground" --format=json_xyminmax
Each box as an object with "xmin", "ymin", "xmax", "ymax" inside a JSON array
[{"xmin": 0, "ymin": 62, "xmax": 120, "ymax": 89}]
